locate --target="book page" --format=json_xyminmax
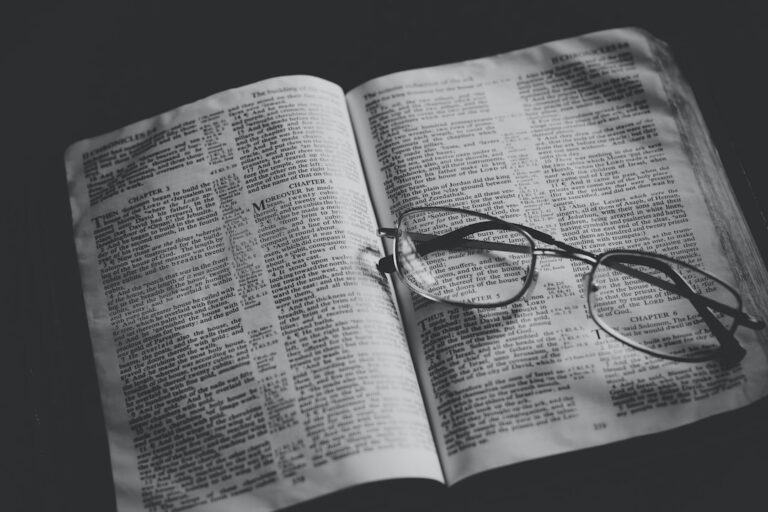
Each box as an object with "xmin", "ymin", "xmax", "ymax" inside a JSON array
[
  {"xmin": 66, "ymin": 75, "xmax": 442, "ymax": 512},
  {"xmin": 347, "ymin": 28, "xmax": 768, "ymax": 483}
]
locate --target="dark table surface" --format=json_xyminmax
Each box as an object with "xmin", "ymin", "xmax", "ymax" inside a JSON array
[{"xmin": 6, "ymin": 1, "xmax": 768, "ymax": 511}]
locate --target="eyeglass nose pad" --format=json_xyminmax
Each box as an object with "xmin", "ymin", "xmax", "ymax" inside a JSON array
[
  {"xmin": 523, "ymin": 270, "xmax": 540, "ymax": 298},
  {"xmin": 581, "ymin": 272, "xmax": 594, "ymax": 295}
]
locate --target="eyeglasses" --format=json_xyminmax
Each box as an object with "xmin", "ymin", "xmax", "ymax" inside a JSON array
[{"xmin": 377, "ymin": 207, "xmax": 765, "ymax": 364}]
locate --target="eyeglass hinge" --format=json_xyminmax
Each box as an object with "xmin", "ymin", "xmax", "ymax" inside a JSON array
[{"xmin": 378, "ymin": 228, "xmax": 399, "ymax": 238}]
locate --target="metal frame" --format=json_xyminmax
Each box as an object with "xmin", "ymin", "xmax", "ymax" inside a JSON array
[{"xmin": 378, "ymin": 206, "xmax": 765, "ymax": 364}]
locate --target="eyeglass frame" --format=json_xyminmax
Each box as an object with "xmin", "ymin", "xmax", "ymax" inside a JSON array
[{"xmin": 377, "ymin": 206, "xmax": 765, "ymax": 364}]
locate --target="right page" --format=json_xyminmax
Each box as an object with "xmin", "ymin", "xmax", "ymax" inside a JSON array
[{"xmin": 346, "ymin": 27, "xmax": 768, "ymax": 483}]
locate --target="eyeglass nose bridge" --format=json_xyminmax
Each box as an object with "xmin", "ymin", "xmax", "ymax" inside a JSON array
[
  {"xmin": 581, "ymin": 272, "xmax": 593, "ymax": 296},
  {"xmin": 522, "ymin": 269, "xmax": 540, "ymax": 299}
]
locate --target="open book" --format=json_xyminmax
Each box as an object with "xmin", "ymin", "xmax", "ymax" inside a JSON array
[{"xmin": 65, "ymin": 27, "xmax": 768, "ymax": 512}]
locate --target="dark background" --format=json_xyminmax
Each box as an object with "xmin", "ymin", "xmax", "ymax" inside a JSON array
[{"xmin": 6, "ymin": 1, "xmax": 768, "ymax": 511}]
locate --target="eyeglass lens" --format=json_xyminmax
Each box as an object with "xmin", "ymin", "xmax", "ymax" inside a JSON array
[{"xmin": 397, "ymin": 209, "xmax": 534, "ymax": 306}]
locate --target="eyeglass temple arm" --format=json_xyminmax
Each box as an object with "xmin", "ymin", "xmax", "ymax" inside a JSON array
[
  {"xmin": 377, "ymin": 223, "xmax": 529, "ymax": 273},
  {"xmin": 378, "ymin": 225, "xmax": 764, "ymax": 330},
  {"xmin": 618, "ymin": 256, "xmax": 746, "ymax": 363},
  {"xmin": 608, "ymin": 256, "xmax": 764, "ymax": 330},
  {"xmin": 379, "ymin": 221, "xmax": 590, "ymax": 259}
]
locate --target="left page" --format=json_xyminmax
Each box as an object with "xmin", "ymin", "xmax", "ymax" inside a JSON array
[{"xmin": 65, "ymin": 75, "xmax": 443, "ymax": 512}]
